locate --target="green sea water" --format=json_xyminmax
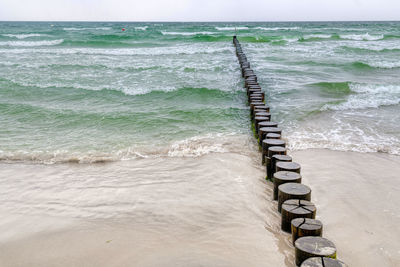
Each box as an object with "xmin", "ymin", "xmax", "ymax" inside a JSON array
[{"xmin": 1, "ymin": 21, "xmax": 400, "ymax": 163}]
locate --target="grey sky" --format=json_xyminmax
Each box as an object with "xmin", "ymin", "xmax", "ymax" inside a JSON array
[{"xmin": 0, "ymin": 0, "xmax": 399, "ymax": 21}]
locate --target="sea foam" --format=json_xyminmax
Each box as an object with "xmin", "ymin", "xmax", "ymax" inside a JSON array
[
  {"xmin": 339, "ymin": 33, "xmax": 384, "ymax": 41},
  {"xmin": 2, "ymin": 33, "xmax": 44, "ymax": 39},
  {"xmin": 161, "ymin": 31, "xmax": 217, "ymax": 36},
  {"xmin": 322, "ymin": 83, "xmax": 400, "ymax": 111},
  {"xmin": 0, "ymin": 39, "xmax": 63, "ymax": 47},
  {"xmin": 215, "ymin": 27, "xmax": 248, "ymax": 31}
]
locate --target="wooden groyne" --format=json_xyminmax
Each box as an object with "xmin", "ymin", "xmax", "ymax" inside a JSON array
[{"xmin": 232, "ymin": 36, "xmax": 348, "ymax": 267}]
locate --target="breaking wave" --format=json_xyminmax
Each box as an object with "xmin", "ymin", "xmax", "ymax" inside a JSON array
[{"xmin": 0, "ymin": 39, "xmax": 64, "ymax": 47}]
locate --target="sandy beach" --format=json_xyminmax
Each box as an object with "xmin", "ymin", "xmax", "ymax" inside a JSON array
[
  {"xmin": 0, "ymin": 150, "xmax": 293, "ymax": 267},
  {"xmin": 0, "ymin": 148, "xmax": 399, "ymax": 266},
  {"xmin": 292, "ymin": 149, "xmax": 400, "ymax": 267}
]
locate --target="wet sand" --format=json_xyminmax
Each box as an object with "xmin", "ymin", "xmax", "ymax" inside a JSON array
[
  {"xmin": 292, "ymin": 149, "xmax": 400, "ymax": 267},
  {"xmin": 0, "ymin": 149, "xmax": 399, "ymax": 266},
  {"xmin": 0, "ymin": 151, "xmax": 293, "ymax": 267}
]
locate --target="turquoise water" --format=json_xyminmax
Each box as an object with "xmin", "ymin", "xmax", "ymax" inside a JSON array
[{"xmin": 1, "ymin": 21, "xmax": 400, "ymax": 163}]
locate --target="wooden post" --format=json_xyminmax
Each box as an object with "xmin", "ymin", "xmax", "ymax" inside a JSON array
[
  {"xmin": 300, "ymin": 257, "xmax": 347, "ymax": 267},
  {"xmin": 254, "ymin": 116, "xmax": 270, "ymax": 133},
  {"xmin": 268, "ymin": 154, "xmax": 292, "ymax": 181},
  {"xmin": 265, "ymin": 146, "xmax": 287, "ymax": 171},
  {"xmin": 259, "ymin": 127, "xmax": 282, "ymax": 144},
  {"xmin": 295, "ymin": 236, "xmax": 336, "ymax": 266},
  {"xmin": 291, "ymin": 218, "xmax": 323, "ymax": 245},
  {"xmin": 281, "ymin": 199, "xmax": 316, "ymax": 232},
  {"xmin": 248, "ymin": 92, "xmax": 264, "ymax": 101},
  {"xmin": 262, "ymin": 139, "xmax": 285, "ymax": 165},
  {"xmin": 278, "ymin": 183, "xmax": 311, "ymax": 212},
  {"xmin": 273, "ymin": 171, "xmax": 301, "ymax": 200},
  {"xmin": 276, "ymin": 161, "xmax": 301, "ymax": 173},
  {"xmin": 266, "ymin": 133, "xmax": 281, "ymax": 139},
  {"xmin": 258, "ymin": 121, "xmax": 277, "ymax": 129}
]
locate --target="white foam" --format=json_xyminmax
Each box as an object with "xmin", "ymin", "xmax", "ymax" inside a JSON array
[
  {"xmin": 168, "ymin": 135, "xmax": 227, "ymax": 157},
  {"xmin": 134, "ymin": 26, "xmax": 148, "ymax": 31},
  {"xmin": 215, "ymin": 26, "xmax": 248, "ymax": 31},
  {"xmin": 322, "ymin": 83, "xmax": 400, "ymax": 111},
  {"xmin": 0, "ymin": 39, "xmax": 63, "ymax": 47},
  {"xmin": 0, "ymin": 44, "xmax": 231, "ymax": 56},
  {"xmin": 2, "ymin": 33, "xmax": 44, "ymax": 39},
  {"xmin": 0, "ymin": 134, "xmax": 248, "ymax": 164},
  {"xmin": 254, "ymin": 27, "xmax": 300, "ymax": 31},
  {"xmin": 303, "ymin": 34, "xmax": 332, "ymax": 39},
  {"xmin": 161, "ymin": 31, "xmax": 216, "ymax": 36},
  {"xmin": 368, "ymin": 61, "xmax": 400, "ymax": 69},
  {"xmin": 63, "ymin": 27, "xmax": 112, "ymax": 31},
  {"xmin": 340, "ymin": 33, "xmax": 384, "ymax": 41},
  {"xmin": 286, "ymin": 118, "xmax": 400, "ymax": 155}
]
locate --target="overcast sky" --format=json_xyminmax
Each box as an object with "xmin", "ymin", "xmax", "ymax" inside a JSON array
[{"xmin": 0, "ymin": 0, "xmax": 399, "ymax": 21}]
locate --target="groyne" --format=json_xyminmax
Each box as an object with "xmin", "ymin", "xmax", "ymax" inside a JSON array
[{"xmin": 232, "ymin": 36, "xmax": 347, "ymax": 267}]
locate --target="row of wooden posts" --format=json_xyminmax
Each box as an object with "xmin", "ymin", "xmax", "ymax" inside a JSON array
[{"xmin": 232, "ymin": 36, "xmax": 347, "ymax": 267}]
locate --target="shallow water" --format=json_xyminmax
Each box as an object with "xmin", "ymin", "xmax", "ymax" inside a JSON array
[{"xmin": 0, "ymin": 152, "xmax": 295, "ymax": 266}]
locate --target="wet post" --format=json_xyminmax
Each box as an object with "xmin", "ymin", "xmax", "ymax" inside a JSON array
[
  {"xmin": 278, "ymin": 183, "xmax": 312, "ymax": 212},
  {"xmin": 276, "ymin": 161, "xmax": 301, "ymax": 173},
  {"xmin": 258, "ymin": 121, "xmax": 277, "ymax": 129},
  {"xmin": 259, "ymin": 127, "xmax": 282, "ymax": 145},
  {"xmin": 300, "ymin": 257, "xmax": 347, "ymax": 267},
  {"xmin": 249, "ymin": 92, "xmax": 264, "ymax": 102},
  {"xmin": 254, "ymin": 116, "xmax": 270, "ymax": 133},
  {"xmin": 250, "ymin": 95, "xmax": 263, "ymax": 102},
  {"xmin": 295, "ymin": 236, "xmax": 337, "ymax": 266},
  {"xmin": 262, "ymin": 139, "xmax": 286, "ymax": 165},
  {"xmin": 266, "ymin": 133, "xmax": 281, "ymax": 139},
  {"xmin": 269, "ymin": 154, "xmax": 292, "ymax": 181},
  {"xmin": 273, "ymin": 171, "xmax": 302, "ymax": 200},
  {"xmin": 281, "ymin": 199, "xmax": 316, "ymax": 232},
  {"xmin": 265, "ymin": 146, "xmax": 287, "ymax": 175},
  {"xmin": 291, "ymin": 218, "xmax": 323, "ymax": 245}
]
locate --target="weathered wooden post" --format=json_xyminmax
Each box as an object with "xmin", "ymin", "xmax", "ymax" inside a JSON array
[
  {"xmin": 273, "ymin": 171, "xmax": 301, "ymax": 200},
  {"xmin": 276, "ymin": 161, "xmax": 301, "ymax": 173},
  {"xmin": 281, "ymin": 199, "xmax": 316, "ymax": 232},
  {"xmin": 258, "ymin": 121, "xmax": 277, "ymax": 129},
  {"xmin": 269, "ymin": 154, "xmax": 292, "ymax": 181},
  {"xmin": 266, "ymin": 133, "xmax": 281, "ymax": 139},
  {"xmin": 262, "ymin": 139, "xmax": 285, "ymax": 164},
  {"xmin": 278, "ymin": 183, "xmax": 311, "ymax": 212},
  {"xmin": 258, "ymin": 127, "xmax": 282, "ymax": 144},
  {"xmin": 295, "ymin": 236, "xmax": 337, "ymax": 266},
  {"xmin": 300, "ymin": 257, "xmax": 347, "ymax": 267},
  {"xmin": 291, "ymin": 218, "xmax": 323, "ymax": 245},
  {"xmin": 254, "ymin": 116, "xmax": 270, "ymax": 133}
]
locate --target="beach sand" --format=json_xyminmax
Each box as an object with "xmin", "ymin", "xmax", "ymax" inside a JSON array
[
  {"xmin": 0, "ymin": 149, "xmax": 399, "ymax": 266},
  {"xmin": 292, "ymin": 149, "xmax": 400, "ymax": 267},
  {"xmin": 0, "ymin": 151, "xmax": 293, "ymax": 267}
]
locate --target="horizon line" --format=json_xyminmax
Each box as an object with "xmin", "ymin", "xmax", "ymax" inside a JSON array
[{"xmin": 1, "ymin": 20, "xmax": 400, "ymax": 23}]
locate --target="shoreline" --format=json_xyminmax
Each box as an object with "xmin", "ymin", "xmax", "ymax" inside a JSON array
[
  {"xmin": 291, "ymin": 148, "xmax": 400, "ymax": 267},
  {"xmin": 0, "ymin": 148, "xmax": 399, "ymax": 266},
  {"xmin": 0, "ymin": 151, "xmax": 292, "ymax": 267}
]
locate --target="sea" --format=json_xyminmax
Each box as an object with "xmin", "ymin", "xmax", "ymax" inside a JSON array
[
  {"xmin": 1, "ymin": 21, "xmax": 400, "ymax": 163},
  {"xmin": 0, "ymin": 21, "xmax": 400, "ymax": 266}
]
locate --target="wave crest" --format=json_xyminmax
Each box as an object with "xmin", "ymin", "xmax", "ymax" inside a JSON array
[
  {"xmin": 161, "ymin": 31, "xmax": 217, "ymax": 36},
  {"xmin": 215, "ymin": 26, "xmax": 248, "ymax": 31},
  {"xmin": 63, "ymin": 27, "xmax": 111, "ymax": 31},
  {"xmin": 2, "ymin": 33, "xmax": 44, "ymax": 39},
  {"xmin": 0, "ymin": 39, "xmax": 63, "ymax": 47},
  {"xmin": 321, "ymin": 83, "xmax": 400, "ymax": 110},
  {"xmin": 339, "ymin": 33, "xmax": 384, "ymax": 41},
  {"xmin": 0, "ymin": 134, "xmax": 248, "ymax": 164}
]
